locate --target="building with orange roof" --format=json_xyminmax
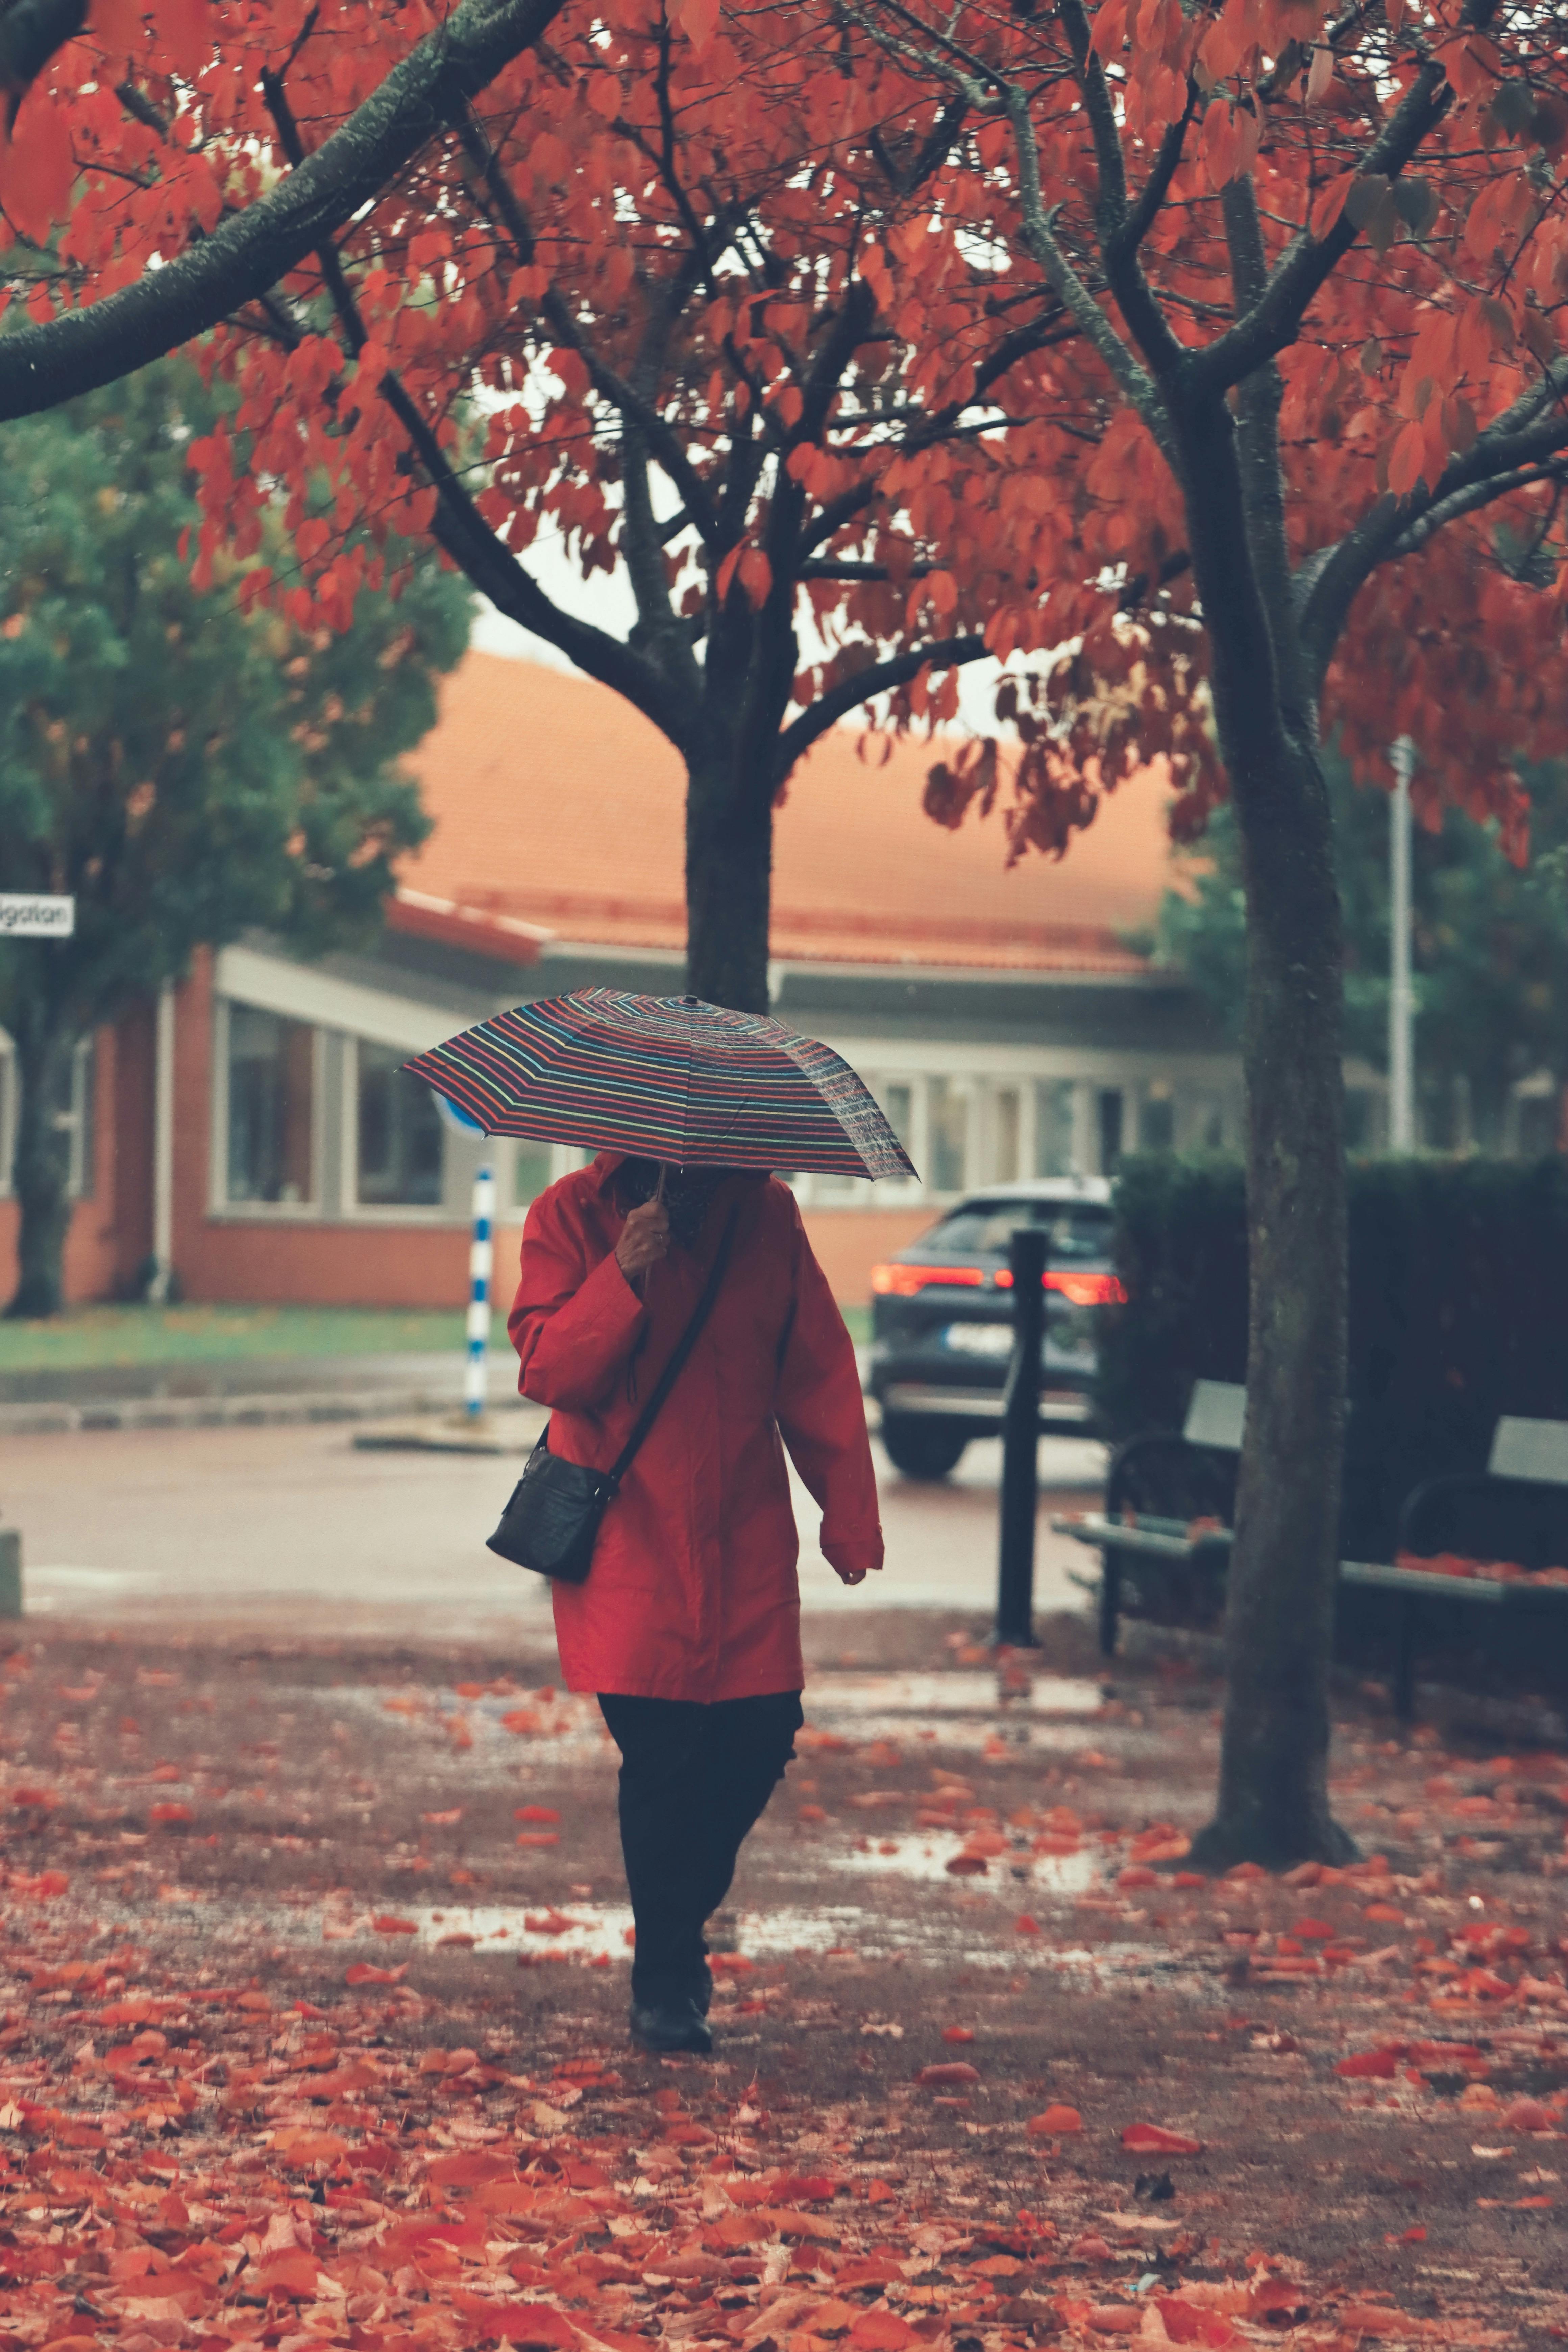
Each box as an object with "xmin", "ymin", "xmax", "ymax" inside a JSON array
[{"xmin": 0, "ymin": 651, "xmax": 1380, "ymax": 1313}]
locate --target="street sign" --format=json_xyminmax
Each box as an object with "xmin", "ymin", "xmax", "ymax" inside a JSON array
[{"xmin": 0, "ymin": 895, "xmax": 75, "ymax": 938}]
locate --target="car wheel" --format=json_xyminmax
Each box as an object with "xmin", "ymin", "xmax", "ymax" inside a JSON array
[{"xmin": 880, "ymin": 1413, "xmax": 969, "ymax": 1481}]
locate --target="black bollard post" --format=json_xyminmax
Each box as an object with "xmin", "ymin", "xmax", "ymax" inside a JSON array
[{"xmin": 995, "ymin": 1224, "xmax": 1045, "ymax": 1648}]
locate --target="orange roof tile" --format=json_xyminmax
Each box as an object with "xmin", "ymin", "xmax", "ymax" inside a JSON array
[{"xmin": 399, "ymin": 652, "xmax": 1178, "ymax": 975}]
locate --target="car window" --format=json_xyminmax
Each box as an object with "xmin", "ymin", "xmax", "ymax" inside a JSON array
[{"xmin": 925, "ymin": 1202, "xmax": 1114, "ymax": 1261}]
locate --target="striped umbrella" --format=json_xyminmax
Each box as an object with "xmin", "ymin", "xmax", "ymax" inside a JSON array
[{"xmin": 403, "ymin": 988, "xmax": 917, "ymax": 1181}]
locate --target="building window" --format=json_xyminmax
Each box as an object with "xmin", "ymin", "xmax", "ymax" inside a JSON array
[
  {"xmin": 56, "ymin": 1037, "xmax": 96, "ymax": 1200},
  {"xmin": 225, "ymin": 1005, "xmax": 317, "ymax": 1206},
  {"xmin": 356, "ymin": 1042, "xmax": 444, "ymax": 1207},
  {"xmin": 1184, "ymin": 1090, "xmax": 1227, "ymax": 1152},
  {"xmin": 1035, "ymin": 1079, "xmax": 1076, "ymax": 1178},
  {"xmin": 514, "ymin": 1140, "xmax": 553, "ymax": 1211},
  {"xmin": 927, "ymin": 1076, "xmax": 969, "ymax": 1194},
  {"xmin": 1139, "ymin": 1080, "xmax": 1176, "ymax": 1154},
  {"xmin": 0, "ymin": 1037, "xmax": 94, "ymax": 1199},
  {"xmin": 879, "ymin": 1081, "xmax": 913, "ymax": 1160},
  {"xmin": 1512, "ymin": 1077, "xmax": 1561, "ymax": 1160},
  {"xmin": 992, "ymin": 1087, "xmax": 1021, "ymax": 1183},
  {"xmin": 1096, "ymin": 1087, "xmax": 1125, "ymax": 1175},
  {"xmin": 1345, "ymin": 1084, "xmax": 1388, "ymax": 1155}
]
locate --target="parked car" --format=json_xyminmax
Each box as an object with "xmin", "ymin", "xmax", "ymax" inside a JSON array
[{"xmin": 865, "ymin": 1179, "xmax": 1121, "ymax": 1479}]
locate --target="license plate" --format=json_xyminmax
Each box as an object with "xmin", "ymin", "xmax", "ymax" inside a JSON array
[{"xmin": 942, "ymin": 1322, "xmax": 1014, "ymax": 1358}]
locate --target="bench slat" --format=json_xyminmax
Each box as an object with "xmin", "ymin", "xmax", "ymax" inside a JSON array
[
  {"xmin": 1182, "ymin": 1380, "xmax": 1247, "ymax": 1452},
  {"xmin": 1055, "ymin": 1518, "xmax": 1524, "ymax": 1605},
  {"xmin": 1487, "ymin": 1415, "xmax": 1568, "ymax": 1487}
]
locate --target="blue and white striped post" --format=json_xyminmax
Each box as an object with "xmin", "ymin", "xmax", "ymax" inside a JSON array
[{"xmin": 465, "ymin": 1162, "xmax": 495, "ymax": 1420}]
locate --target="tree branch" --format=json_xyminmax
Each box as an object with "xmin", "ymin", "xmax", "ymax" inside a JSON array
[
  {"xmin": 0, "ymin": 0, "xmax": 86, "ymax": 128},
  {"xmin": 1221, "ymin": 173, "xmax": 1307, "ymax": 717},
  {"xmin": 770, "ymin": 632, "xmax": 990, "ymax": 782},
  {"xmin": 1186, "ymin": 32, "xmax": 1477, "ymax": 397},
  {"xmin": 0, "ymin": 0, "xmax": 565, "ymax": 421},
  {"xmin": 446, "ymin": 100, "xmax": 722, "ymax": 549},
  {"xmin": 1298, "ymin": 351, "xmax": 1568, "ymax": 684},
  {"xmin": 254, "ymin": 49, "xmax": 692, "ymax": 750},
  {"xmin": 1388, "ymin": 459, "xmax": 1567, "ymax": 560}
]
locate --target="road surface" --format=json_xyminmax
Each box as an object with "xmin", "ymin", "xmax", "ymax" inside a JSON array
[{"xmin": 2, "ymin": 1417, "xmax": 1104, "ymax": 1641}]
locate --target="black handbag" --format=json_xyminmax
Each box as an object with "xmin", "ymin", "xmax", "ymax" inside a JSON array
[{"xmin": 486, "ymin": 1204, "xmax": 740, "ymax": 1583}]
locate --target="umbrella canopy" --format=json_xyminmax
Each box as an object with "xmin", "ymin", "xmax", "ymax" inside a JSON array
[{"xmin": 403, "ymin": 988, "xmax": 916, "ymax": 1181}]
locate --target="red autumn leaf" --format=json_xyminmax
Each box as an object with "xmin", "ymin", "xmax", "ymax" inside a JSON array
[
  {"xmin": 847, "ymin": 2319, "xmax": 918, "ymax": 2352},
  {"xmin": 252, "ymin": 2251, "xmax": 324, "ymax": 2299},
  {"xmin": 941, "ymin": 2025, "xmax": 975, "ymax": 2043},
  {"xmin": 371, "ymin": 1913, "xmax": 418, "ymax": 1934},
  {"xmin": 344, "ymin": 1961, "xmax": 407, "ymax": 1985},
  {"xmin": 1504, "ymin": 2096, "xmax": 1556, "ymax": 2131},
  {"xmin": 0, "ymin": 96, "xmax": 75, "ymax": 244},
  {"xmin": 515, "ymin": 1804, "xmax": 561, "ymax": 1822},
  {"xmin": 1028, "ymin": 2104, "xmax": 1084, "ymax": 2135},
  {"xmin": 673, "ymin": 0, "xmax": 720, "ymax": 53},
  {"xmin": 459, "ymin": 2300, "xmax": 579, "ymax": 2344},
  {"xmin": 148, "ymin": 1801, "xmax": 193, "ymax": 1824},
  {"xmin": 1336, "ymin": 2048, "xmax": 1402, "ymax": 2079},
  {"xmin": 428, "ymin": 2149, "xmax": 519, "ymax": 2185},
  {"xmin": 1121, "ymin": 2122, "xmax": 1205, "ymax": 2154},
  {"xmin": 914, "ymin": 2061, "xmax": 981, "ymax": 2086}
]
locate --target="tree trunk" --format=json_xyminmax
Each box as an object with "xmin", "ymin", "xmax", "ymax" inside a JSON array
[
  {"xmin": 5, "ymin": 1015, "xmax": 77, "ymax": 1321},
  {"xmin": 1172, "ymin": 394, "xmax": 1355, "ymax": 1869},
  {"xmin": 1188, "ymin": 729, "xmax": 1356, "ymax": 1867},
  {"xmin": 684, "ymin": 740, "xmax": 774, "ymax": 1016}
]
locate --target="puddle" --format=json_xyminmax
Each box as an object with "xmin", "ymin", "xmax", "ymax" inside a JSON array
[
  {"xmin": 806, "ymin": 1672, "xmax": 1100, "ymax": 1718},
  {"xmin": 827, "ymin": 1837, "xmax": 1100, "ymax": 1893},
  {"xmin": 318, "ymin": 1674, "xmax": 1111, "ymax": 1772},
  {"xmin": 315, "ymin": 1901, "xmax": 633, "ymax": 1962}
]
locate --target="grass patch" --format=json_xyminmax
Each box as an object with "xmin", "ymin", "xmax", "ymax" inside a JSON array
[
  {"xmin": 0, "ymin": 1303, "xmax": 468, "ymax": 1371},
  {"xmin": 1, "ymin": 1298, "xmax": 873, "ymax": 1369}
]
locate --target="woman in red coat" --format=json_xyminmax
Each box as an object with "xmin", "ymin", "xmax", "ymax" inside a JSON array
[{"xmin": 508, "ymin": 1151, "xmax": 883, "ymax": 2054}]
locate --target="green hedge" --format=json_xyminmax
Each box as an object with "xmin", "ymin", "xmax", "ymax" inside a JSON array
[{"xmin": 1097, "ymin": 1153, "xmax": 1568, "ymax": 1559}]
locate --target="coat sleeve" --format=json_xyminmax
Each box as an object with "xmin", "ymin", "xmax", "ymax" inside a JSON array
[
  {"xmin": 774, "ymin": 1199, "xmax": 885, "ymax": 1577},
  {"xmin": 508, "ymin": 1183, "xmax": 647, "ymax": 1412}
]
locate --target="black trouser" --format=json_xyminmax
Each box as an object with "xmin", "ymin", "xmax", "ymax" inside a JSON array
[{"xmin": 597, "ymin": 1691, "xmax": 804, "ymax": 2005}]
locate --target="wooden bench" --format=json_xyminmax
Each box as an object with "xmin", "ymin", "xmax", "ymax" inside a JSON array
[{"xmin": 1052, "ymin": 1385, "xmax": 1568, "ymax": 1717}]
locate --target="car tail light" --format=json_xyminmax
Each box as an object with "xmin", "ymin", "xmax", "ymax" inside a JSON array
[
  {"xmin": 993, "ymin": 1269, "xmax": 1127, "ymax": 1305},
  {"xmin": 871, "ymin": 1264, "xmax": 988, "ymax": 1296}
]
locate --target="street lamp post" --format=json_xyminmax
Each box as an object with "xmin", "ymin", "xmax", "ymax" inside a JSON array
[{"xmin": 1390, "ymin": 739, "xmax": 1417, "ymax": 1152}]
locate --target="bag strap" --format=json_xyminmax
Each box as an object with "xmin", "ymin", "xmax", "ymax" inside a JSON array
[{"xmin": 605, "ymin": 1201, "xmax": 741, "ymax": 1491}]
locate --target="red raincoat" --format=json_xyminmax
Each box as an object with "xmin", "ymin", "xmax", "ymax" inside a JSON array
[{"xmin": 507, "ymin": 1153, "xmax": 883, "ymax": 1701}]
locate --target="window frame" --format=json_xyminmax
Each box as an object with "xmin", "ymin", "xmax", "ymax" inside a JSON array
[{"xmin": 209, "ymin": 994, "xmax": 326, "ymax": 1219}]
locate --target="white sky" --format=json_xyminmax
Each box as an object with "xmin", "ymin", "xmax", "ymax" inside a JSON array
[{"xmin": 465, "ymin": 531, "xmax": 1012, "ymax": 734}]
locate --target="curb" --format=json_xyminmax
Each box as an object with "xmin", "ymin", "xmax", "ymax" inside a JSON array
[
  {"xmin": 352, "ymin": 1418, "xmax": 540, "ymax": 1457},
  {"xmin": 0, "ymin": 1388, "xmax": 533, "ymax": 1439}
]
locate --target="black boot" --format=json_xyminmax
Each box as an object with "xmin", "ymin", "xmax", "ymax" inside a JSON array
[{"xmin": 629, "ymin": 1989, "xmax": 712, "ymax": 2056}]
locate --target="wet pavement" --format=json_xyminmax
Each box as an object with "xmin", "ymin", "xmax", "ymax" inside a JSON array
[
  {"xmin": 1, "ymin": 1611, "xmax": 1562, "ymax": 2346},
  {"xmin": 1, "ymin": 1418, "xmax": 1106, "ymax": 1634}
]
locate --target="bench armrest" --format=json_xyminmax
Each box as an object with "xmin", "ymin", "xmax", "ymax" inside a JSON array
[{"xmin": 1398, "ymin": 1470, "xmax": 1504, "ymax": 1559}]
